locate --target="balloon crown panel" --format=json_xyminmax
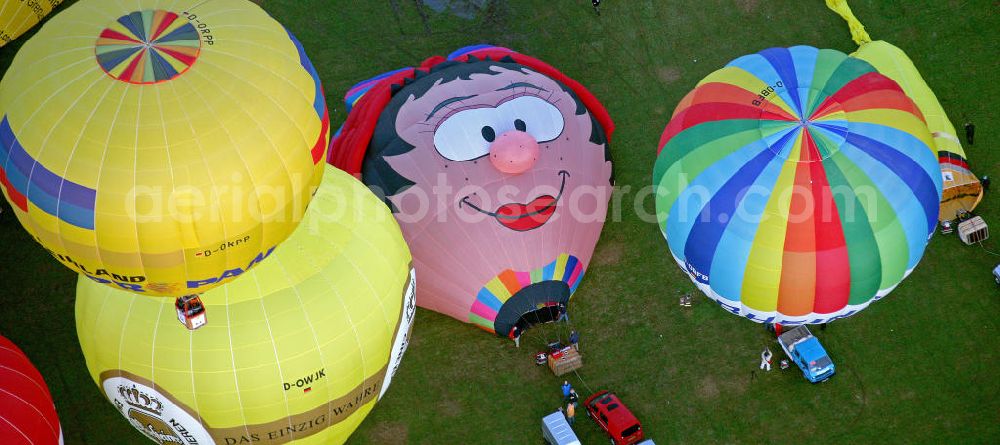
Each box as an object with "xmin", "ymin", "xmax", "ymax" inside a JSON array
[
  {"xmin": 328, "ymin": 45, "xmax": 614, "ymax": 337},
  {"xmin": 95, "ymin": 10, "xmax": 202, "ymax": 84},
  {"xmin": 0, "ymin": 0, "xmax": 330, "ymax": 297}
]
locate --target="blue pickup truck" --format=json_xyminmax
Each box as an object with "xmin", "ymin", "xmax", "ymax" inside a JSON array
[{"xmin": 777, "ymin": 325, "xmax": 835, "ymax": 383}]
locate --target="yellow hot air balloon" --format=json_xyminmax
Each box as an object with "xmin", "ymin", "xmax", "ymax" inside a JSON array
[
  {"xmin": 0, "ymin": 0, "xmax": 62, "ymax": 47},
  {"xmin": 0, "ymin": 0, "xmax": 329, "ymax": 297},
  {"xmin": 826, "ymin": 0, "xmax": 984, "ymax": 222},
  {"xmin": 76, "ymin": 166, "xmax": 415, "ymax": 445}
]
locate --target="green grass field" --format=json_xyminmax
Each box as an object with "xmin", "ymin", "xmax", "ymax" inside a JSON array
[{"xmin": 1, "ymin": 0, "xmax": 998, "ymax": 443}]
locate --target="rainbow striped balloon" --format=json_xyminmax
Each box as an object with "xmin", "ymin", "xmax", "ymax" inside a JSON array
[{"xmin": 653, "ymin": 46, "xmax": 942, "ymax": 325}]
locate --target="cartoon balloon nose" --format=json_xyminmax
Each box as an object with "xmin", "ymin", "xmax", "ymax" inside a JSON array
[{"xmin": 489, "ymin": 130, "xmax": 539, "ymax": 175}]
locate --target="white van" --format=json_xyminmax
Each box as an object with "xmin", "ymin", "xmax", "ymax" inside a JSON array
[{"xmin": 542, "ymin": 410, "xmax": 581, "ymax": 445}]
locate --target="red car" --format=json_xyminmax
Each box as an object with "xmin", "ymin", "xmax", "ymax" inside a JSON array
[{"xmin": 584, "ymin": 390, "xmax": 644, "ymax": 445}]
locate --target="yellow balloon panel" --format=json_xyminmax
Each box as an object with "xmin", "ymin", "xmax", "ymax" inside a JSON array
[
  {"xmin": 77, "ymin": 166, "xmax": 415, "ymax": 445},
  {"xmin": 0, "ymin": 0, "xmax": 62, "ymax": 47},
  {"xmin": 0, "ymin": 0, "xmax": 330, "ymax": 296}
]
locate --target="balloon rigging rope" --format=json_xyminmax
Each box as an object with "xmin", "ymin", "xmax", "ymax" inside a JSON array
[
  {"xmin": 978, "ymin": 240, "xmax": 1000, "ymax": 257},
  {"xmin": 572, "ymin": 369, "xmax": 595, "ymax": 396}
]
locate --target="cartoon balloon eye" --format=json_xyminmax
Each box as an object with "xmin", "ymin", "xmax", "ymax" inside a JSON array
[
  {"xmin": 433, "ymin": 96, "xmax": 564, "ymax": 162},
  {"xmin": 481, "ymin": 126, "xmax": 497, "ymax": 142},
  {"xmin": 434, "ymin": 108, "xmax": 496, "ymax": 161},
  {"xmin": 502, "ymin": 96, "xmax": 563, "ymax": 142}
]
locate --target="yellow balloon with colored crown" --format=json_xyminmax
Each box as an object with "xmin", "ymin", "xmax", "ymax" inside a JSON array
[{"xmin": 0, "ymin": 0, "xmax": 330, "ymax": 297}]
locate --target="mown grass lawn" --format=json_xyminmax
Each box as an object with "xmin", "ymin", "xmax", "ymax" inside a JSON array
[{"xmin": 0, "ymin": 1, "xmax": 997, "ymax": 443}]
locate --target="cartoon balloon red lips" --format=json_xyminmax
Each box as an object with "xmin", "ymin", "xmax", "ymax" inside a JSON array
[{"xmin": 462, "ymin": 170, "xmax": 568, "ymax": 231}]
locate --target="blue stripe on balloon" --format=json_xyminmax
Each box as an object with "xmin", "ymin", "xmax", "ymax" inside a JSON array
[
  {"xmin": 819, "ymin": 121, "xmax": 941, "ymax": 203},
  {"xmin": 476, "ymin": 288, "xmax": 503, "ymax": 311},
  {"xmin": 758, "ymin": 47, "xmax": 803, "ymax": 116},
  {"xmin": 665, "ymin": 141, "xmax": 763, "ymax": 261},
  {"xmin": 542, "ymin": 261, "xmax": 555, "ymax": 281},
  {"xmin": 839, "ymin": 129, "xmax": 940, "ymax": 237},
  {"xmin": 57, "ymin": 200, "xmax": 95, "ymax": 230},
  {"xmin": 564, "ymin": 255, "xmax": 579, "ymax": 281},
  {"xmin": 447, "ymin": 44, "xmax": 500, "ymax": 60},
  {"xmin": 664, "ymin": 126, "xmax": 795, "ymax": 262},
  {"xmin": 25, "ymin": 158, "xmax": 68, "ymax": 200},
  {"xmin": 709, "ymin": 138, "xmax": 794, "ymax": 301},
  {"xmin": 8, "ymin": 139, "xmax": 34, "ymax": 181},
  {"xmin": 26, "ymin": 183, "xmax": 58, "ymax": 217},
  {"xmin": 766, "ymin": 123, "xmax": 802, "ymax": 160},
  {"xmin": 3, "ymin": 151, "xmax": 29, "ymax": 195},
  {"xmin": 155, "ymin": 22, "xmax": 198, "ymax": 43},
  {"xmin": 788, "ymin": 46, "xmax": 819, "ymax": 115},
  {"xmin": 149, "ymin": 49, "xmax": 178, "ymax": 82},
  {"xmin": 727, "ymin": 50, "xmax": 800, "ymax": 118},
  {"xmin": 96, "ymin": 47, "xmax": 141, "ymax": 72},
  {"xmin": 0, "ymin": 117, "xmax": 96, "ymax": 229},
  {"xmin": 570, "ymin": 268, "xmax": 585, "ymax": 294},
  {"xmin": 832, "ymin": 122, "xmax": 942, "ymax": 199},
  {"xmin": 812, "ymin": 121, "xmax": 848, "ymax": 148},
  {"xmin": 682, "ymin": 130, "xmax": 794, "ymax": 284},
  {"xmin": 834, "ymin": 139, "xmax": 928, "ymax": 269},
  {"xmin": 119, "ymin": 12, "xmax": 146, "ymax": 41},
  {"xmin": 284, "ymin": 28, "xmax": 326, "ymax": 120}
]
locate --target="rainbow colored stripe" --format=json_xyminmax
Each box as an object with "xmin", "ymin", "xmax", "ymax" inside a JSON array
[
  {"xmin": 654, "ymin": 46, "xmax": 941, "ymax": 324},
  {"xmin": 0, "ymin": 117, "xmax": 96, "ymax": 229},
  {"xmin": 468, "ymin": 254, "xmax": 584, "ymax": 333},
  {"xmin": 95, "ymin": 10, "xmax": 200, "ymax": 84}
]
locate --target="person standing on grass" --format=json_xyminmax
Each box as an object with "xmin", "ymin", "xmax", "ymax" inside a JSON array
[
  {"xmin": 760, "ymin": 347, "xmax": 773, "ymax": 371},
  {"xmin": 510, "ymin": 325, "xmax": 521, "ymax": 348},
  {"xmin": 568, "ymin": 389, "xmax": 579, "ymax": 407},
  {"xmin": 562, "ymin": 381, "xmax": 572, "ymax": 403},
  {"xmin": 566, "ymin": 402, "xmax": 576, "ymax": 425},
  {"xmin": 569, "ymin": 330, "xmax": 580, "ymax": 352}
]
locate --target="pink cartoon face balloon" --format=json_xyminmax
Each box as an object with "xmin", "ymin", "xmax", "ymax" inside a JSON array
[{"xmin": 333, "ymin": 46, "xmax": 613, "ymax": 337}]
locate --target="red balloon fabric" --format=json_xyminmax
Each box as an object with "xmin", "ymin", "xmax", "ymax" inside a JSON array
[{"xmin": 0, "ymin": 335, "xmax": 61, "ymax": 445}]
